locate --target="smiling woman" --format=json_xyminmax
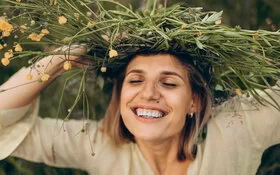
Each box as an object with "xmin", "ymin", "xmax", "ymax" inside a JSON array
[
  {"xmin": 1, "ymin": 50, "xmax": 279, "ymax": 175},
  {"xmin": 0, "ymin": 0, "xmax": 280, "ymax": 175}
]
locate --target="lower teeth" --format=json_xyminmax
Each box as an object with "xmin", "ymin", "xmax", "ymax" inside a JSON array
[{"xmin": 138, "ymin": 115, "xmax": 162, "ymax": 118}]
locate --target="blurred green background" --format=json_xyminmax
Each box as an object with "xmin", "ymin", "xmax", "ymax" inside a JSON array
[{"xmin": 0, "ymin": 0, "xmax": 279, "ymax": 174}]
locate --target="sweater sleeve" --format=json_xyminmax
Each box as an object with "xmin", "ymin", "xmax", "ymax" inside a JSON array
[
  {"xmin": 241, "ymin": 82, "xmax": 280, "ymax": 150},
  {"xmin": 11, "ymin": 117, "xmax": 102, "ymax": 171},
  {"xmin": 0, "ymin": 95, "xmax": 107, "ymax": 171},
  {"xmin": 0, "ymin": 97, "xmax": 39, "ymax": 160}
]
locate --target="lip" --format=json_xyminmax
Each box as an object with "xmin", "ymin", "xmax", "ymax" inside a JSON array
[
  {"xmin": 130, "ymin": 105, "xmax": 168, "ymax": 116},
  {"xmin": 129, "ymin": 104, "xmax": 168, "ymax": 121}
]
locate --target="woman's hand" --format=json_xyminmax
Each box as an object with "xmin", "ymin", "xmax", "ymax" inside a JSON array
[{"xmin": 0, "ymin": 45, "xmax": 87, "ymax": 110}]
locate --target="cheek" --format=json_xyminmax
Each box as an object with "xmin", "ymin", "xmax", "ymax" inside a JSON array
[
  {"xmin": 120, "ymin": 85, "xmax": 128, "ymax": 106},
  {"xmin": 167, "ymin": 94, "xmax": 189, "ymax": 133},
  {"xmin": 120, "ymin": 85, "xmax": 134, "ymax": 115},
  {"xmin": 166, "ymin": 91, "xmax": 191, "ymax": 114},
  {"xmin": 120, "ymin": 84, "xmax": 139, "ymax": 104},
  {"xmin": 119, "ymin": 88, "xmax": 136, "ymax": 134}
]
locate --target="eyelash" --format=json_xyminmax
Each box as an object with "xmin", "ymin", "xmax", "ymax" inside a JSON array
[
  {"xmin": 129, "ymin": 81, "xmax": 177, "ymax": 88},
  {"xmin": 127, "ymin": 77, "xmax": 178, "ymax": 88},
  {"xmin": 162, "ymin": 82, "xmax": 177, "ymax": 87},
  {"xmin": 129, "ymin": 79, "xmax": 143, "ymax": 84}
]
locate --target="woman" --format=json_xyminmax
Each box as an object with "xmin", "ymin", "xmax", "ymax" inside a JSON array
[
  {"xmin": 0, "ymin": 1, "xmax": 280, "ymax": 174},
  {"xmin": 1, "ymin": 48, "xmax": 280, "ymax": 175}
]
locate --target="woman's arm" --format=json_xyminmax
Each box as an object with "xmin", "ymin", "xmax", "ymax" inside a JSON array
[
  {"xmin": 12, "ymin": 117, "xmax": 101, "ymax": 171},
  {"xmin": 0, "ymin": 45, "xmax": 89, "ymax": 161},
  {"xmin": 244, "ymin": 83, "xmax": 280, "ymax": 149},
  {"xmin": 0, "ymin": 45, "xmax": 86, "ymax": 110},
  {"xmin": 213, "ymin": 82, "xmax": 280, "ymax": 149}
]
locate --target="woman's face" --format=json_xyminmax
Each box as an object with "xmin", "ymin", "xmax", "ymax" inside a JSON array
[{"xmin": 120, "ymin": 54, "xmax": 196, "ymax": 142}]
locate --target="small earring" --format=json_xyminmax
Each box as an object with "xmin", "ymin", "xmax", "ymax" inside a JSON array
[{"xmin": 190, "ymin": 113, "xmax": 194, "ymax": 118}]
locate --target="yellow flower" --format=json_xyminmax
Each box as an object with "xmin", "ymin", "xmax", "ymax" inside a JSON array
[
  {"xmin": 40, "ymin": 72, "xmax": 50, "ymax": 82},
  {"xmin": 235, "ymin": 88, "xmax": 242, "ymax": 96},
  {"xmin": 197, "ymin": 31, "xmax": 202, "ymax": 37},
  {"xmin": 253, "ymin": 32, "xmax": 259, "ymax": 39},
  {"xmin": 28, "ymin": 33, "xmax": 43, "ymax": 41},
  {"xmin": 58, "ymin": 16, "xmax": 67, "ymax": 24},
  {"xmin": 49, "ymin": 0, "xmax": 57, "ymax": 6},
  {"xmin": 109, "ymin": 49, "xmax": 118, "ymax": 58},
  {"xmin": 63, "ymin": 61, "xmax": 72, "ymax": 70},
  {"xmin": 26, "ymin": 74, "xmax": 33, "ymax": 80},
  {"xmin": 0, "ymin": 17, "xmax": 14, "ymax": 32},
  {"xmin": 181, "ymin": 23, "xmax": 187, "ymax": 29},
  {"xmin": 16, "ymin": 0, "xmax": 21, "ymax": 2},
  {"xmin": 1, "ymin": 58, "xmax": 10, "ymax": 66},
  {"xmin": 87, "ymin": 21, "xmax": 95, "ymax": 29},
  {"xmin": 19, "ymin": 25, "xmax": 28, "ymax": 33},
  {"xmin": 2, "ymin": 30, "xmax": 11, "ymax": 37},
  {"xmin": 0, "ymin": 44, "xmax": 3, "ymax": 50},
  {"xmin": 215, "ymin": 19, "xmax": 222, "ymax": 25},
  {"xmin": 30, "ymin": 20, "xmax": 36, "ymax": 26},
  {"xmin": 40, "ymin": 29, "xmax": 50, "ymax": 35},
  {"xmin": 14, "ymin": 43, "xmax": 23, "ymax": 52},
  {"xmin": 100, "ymin": 66, "xmax": 107, "ymax": 73},
  {"xmin": 4, "ymin": 50, "xmax": 13, "ymax": 59}
]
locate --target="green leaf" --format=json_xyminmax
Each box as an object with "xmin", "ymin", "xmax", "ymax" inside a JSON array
[
  {"xmin": 202, "ymin": 11, "xmax": 223, "ymax": 23},
  {"xmin": 195, "ymin": 38, "xmax": 204, "ymax": 49},
  {"xmin": 215, "ymin": 84, "xmax": 224, "ymax": 91},
  {"xmin": 260, "ymin": 35, "xmax": 272, "ymax": 47},
  {"xmin": 201, "ymin": 14, "xmax": 209, "ymax": 22}
]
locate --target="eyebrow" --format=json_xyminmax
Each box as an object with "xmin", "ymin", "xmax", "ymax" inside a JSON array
[
  {"xmin": 126, "ymin": 69, "xmax": 143, "ymax": 75},
  {"xmin": 126, "ymin": 69, "xmax": 185, "ymax": 81}
]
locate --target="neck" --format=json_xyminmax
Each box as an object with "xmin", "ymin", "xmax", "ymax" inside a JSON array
[{"xmin": 136, "ymin": 134, "xmax": 191, "ymax": 175}]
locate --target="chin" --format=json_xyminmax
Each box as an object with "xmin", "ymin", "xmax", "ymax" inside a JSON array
[
  {"xmin": 134, "ymin": 133, "xmax": 164, "ymax": 142},
  {"xmin": 128, "ymin": 125, "xmax": 168, "ymax": 141}
]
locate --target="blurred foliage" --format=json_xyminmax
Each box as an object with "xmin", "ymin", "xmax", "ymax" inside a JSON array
[{"xmin": 0, "ymin": 0, "xmax": 279, "ymax": 174}]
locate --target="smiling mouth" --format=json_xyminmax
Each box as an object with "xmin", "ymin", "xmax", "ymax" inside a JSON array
[{"xmin": 133, "ymin": 108, "xmax": 166, "ymax": 119}]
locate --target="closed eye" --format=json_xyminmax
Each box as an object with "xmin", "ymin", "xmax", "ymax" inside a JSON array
[
  {"xmin": 129, "ymin": 80, "xmax": 143, "ymax": 84},
  {"xmin": 162, "ymin": 82, "xmax": 177, "ymax": 87}
]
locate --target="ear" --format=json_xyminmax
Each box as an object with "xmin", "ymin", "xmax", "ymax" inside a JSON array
[{"xmin": 190, "ymin": 94, "xmax": 199, "ymax": 114}]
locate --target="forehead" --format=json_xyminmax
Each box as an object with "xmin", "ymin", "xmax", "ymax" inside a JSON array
[{"xmin": 126, "ymin": 54, "xmax": 187, "ymax": 74}]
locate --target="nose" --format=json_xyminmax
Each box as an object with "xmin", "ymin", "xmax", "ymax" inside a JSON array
[{"xmin": 140, "ymin": 81, "xmax": 161, "ymax": 101}]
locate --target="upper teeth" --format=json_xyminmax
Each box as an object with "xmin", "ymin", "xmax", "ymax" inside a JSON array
[{"xmin": 136, "ymin": 108, "xmax": 164, "ymax": 118}]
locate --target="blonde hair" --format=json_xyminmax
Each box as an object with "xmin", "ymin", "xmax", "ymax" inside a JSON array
[{"xmin": 102, "ymin": 53, "xmax": 212, "ymax": 161}]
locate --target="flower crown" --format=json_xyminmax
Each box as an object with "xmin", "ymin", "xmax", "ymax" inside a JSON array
[{"xmin": 0, "ymin": 0, "xmax": 280, "ymax": 109}]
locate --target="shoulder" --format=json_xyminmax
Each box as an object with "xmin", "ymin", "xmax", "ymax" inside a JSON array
[{"xmin": 210, "ymin": 85, "xmax": 280, "ymax": 149}]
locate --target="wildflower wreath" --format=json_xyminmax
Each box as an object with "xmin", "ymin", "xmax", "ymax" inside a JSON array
[{"xmin": 0, "ymin": 0, "xmax": 280, "ymax": 109}]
